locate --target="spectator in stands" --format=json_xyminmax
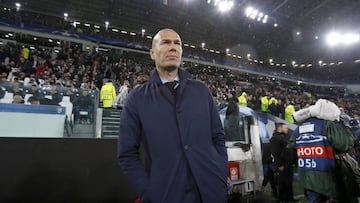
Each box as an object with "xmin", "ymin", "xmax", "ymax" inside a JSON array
[
  {"xmin": 27, "ymin": 95, "xmax": 40, "ymax": 104},
  {"xmin": 269, "ymin": 96, "xmax": 278, "ymax": 116},
  {"xmin": 114, "ymin": 80, "xmax": 129, "ymax": 108},
  {"xmin": 11, "ymin": 84, "xmax": 25, "ymax": 98},
  {"xmin": 12, "ymin": 95, "xmax": 24, "ymax": 103},
  {"xmin": 276, "ymin": 99, "xmax": 285, "ymax": 119},
  {"xmin": 118, "ymin": 28, "xmax": 228, "ymax": 203},
  {"xmin": 27, "ymin": 84, "xmax": 42, "ymax": 100},
  {"xmin": 74, "ymin": 90, "xmax": 93, "ymax": 124},
  {"xmin": 100, "ymin": 79, "xmax": 116, "ymax": 108}
]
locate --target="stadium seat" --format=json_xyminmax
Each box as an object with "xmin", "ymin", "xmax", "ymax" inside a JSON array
[{"xmin": 0, "ymin": 91, "xmax": 14, "ymax": 103}]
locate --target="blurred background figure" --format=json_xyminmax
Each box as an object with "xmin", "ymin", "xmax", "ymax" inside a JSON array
[
  {"xmin": 114, "ymin": 80, "xmax": 129, "ymax": 109},
  {"xmin": 100, "ymin": 79, "xmax": 116, "ymax": 108}
]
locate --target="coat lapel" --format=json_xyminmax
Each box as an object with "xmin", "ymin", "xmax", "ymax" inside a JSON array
[{"xmin": 149, "ymin": 68, "xmax": 192, "ymax": 105}]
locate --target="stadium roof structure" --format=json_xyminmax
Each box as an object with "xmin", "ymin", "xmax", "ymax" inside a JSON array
[{"xmin": 1, "ymin": 0, "xmax": 360, "ymax": 71}]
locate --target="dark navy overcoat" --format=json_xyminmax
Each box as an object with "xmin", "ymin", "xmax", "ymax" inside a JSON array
[{"xmin": 118, "ymin": 69, "xmax": 228, "ymax": 203}]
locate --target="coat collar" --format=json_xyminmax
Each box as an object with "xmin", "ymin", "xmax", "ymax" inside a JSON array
[
  {"xmin": 149, "ymin": 68, "xmax": 192, "ymax": 84},
  {"xmin": 150, "ymin": 68, "xmax": 192, "ymax": 105}
]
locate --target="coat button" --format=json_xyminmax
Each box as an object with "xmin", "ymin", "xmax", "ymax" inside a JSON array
[{"xmin": 184, "ymin": 145, "xmax": 189, "ymax": 150}]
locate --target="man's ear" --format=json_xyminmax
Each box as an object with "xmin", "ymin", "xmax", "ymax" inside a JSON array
[{"xmin": 150, "ymin": 49, "xmax": 155, "ymax": 60}]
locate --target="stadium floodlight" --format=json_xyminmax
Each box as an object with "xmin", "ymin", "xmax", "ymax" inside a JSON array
[
  {"xmin": 218, "ymin": 0, "xmax": 234, "ymax": 12},
  {"xmin": 296, "ymin": 32, "xmax": 300, "ymax": 35},
  {"xmin": 318, "ymin": 60, "xmax": 323, "ymax": 65},
  {"xmin": 112, "ymin": 28, "xmax": 119, "ymax": 32},
  {"xmin": 33, "ymin": 37, "xmax": 37, "ymax": 40},
  {"xmin": 326, "ymin": 32, "xmax": 341, "ymax": 46},
  {"xmin": 84, "ymin": 23, "xmax": 90, "ymax": 27},
  {"xmin": 15, "ymin": 2, "xmax": 21, "ymax": 11},
  {"xmin": 269, "ymin": 59, "xmax": 273, "ymax": 63},
  {"xmin": 201, "ymin": 42, "xmax": 205, "ymax": 48},
  {"xmin": 274, "ymin": 23, "xmax": 278, "ymax": 27},
  {"xmin": 262, "ymin": 18, "xmax": 267, "ymax": 23},
  {"xmin": 259, "ymin": 12, "xmax": 264, "ymax": 17},
  {"xmin": 315, "ymin": 36, "xmax": 318, "ymax": 39},
  {"xmin": 105, "ymin": 21, "xmax": 109, "ymax": 30},
  {"xmin": 226, "ymin": 48, "xmax": 229, "ymax": 53},
  {"xmin": 207, "ymin": 0, "xmax": 211, "ymax": 3},
  {"xmin": 250, "ymin": 9, "xmax": 258, "ymax": 19},
  {"xmin": 292, "ymin": 61, "xmax": 296, "ymax": 65},
  {"xmin": 48, "ymin": 39, "xmax": 53, "ymax": 42},
  {"xmin": 141, "ymin": 29, "xmax": 146, "ymax": 37},
  {"xmin": 343, "ymin": 33, "xmax": 359, "ymax": 45},
  {"xmin": 64, "ymin": 13, "xmax": 68, "ymax": 17},
  {"xmin": 105, "ymin": 21, "xmax": 109, "ymax": 26},
  {"xmin": 245, "ymin": 7, "xmax": 253, "ymax": 17},
  {"xmin": 247, "ymin": 53, "xmax": 251, "ymax": 58}
]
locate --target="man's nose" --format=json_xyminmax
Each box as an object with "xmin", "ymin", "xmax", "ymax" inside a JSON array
[{"xmin": 169, "ymin": 43, "xmax": 177, "ymax": 51}]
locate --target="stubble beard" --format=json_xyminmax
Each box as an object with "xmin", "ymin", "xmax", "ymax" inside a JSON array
[{"xmin": 163, "ymin": 65, "xmax": 178, "ymax": 72}]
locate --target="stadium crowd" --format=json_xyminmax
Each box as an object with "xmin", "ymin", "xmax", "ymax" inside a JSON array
[
  {"xmin": 1, "ymin": 41, "xmax": 360, "ymax": 124},
  {"xmin": 2, "ymin": 7, "xmax": 360, "ymax": 83}
]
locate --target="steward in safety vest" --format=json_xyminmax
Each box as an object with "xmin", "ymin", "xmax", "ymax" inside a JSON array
[
  {"xmin": 238, "ymin": 92, "xmax": 247, "ymax": 106},
  {"xmin": 100, "ymin": 80, "xmax": 116, "ymax": 108}
]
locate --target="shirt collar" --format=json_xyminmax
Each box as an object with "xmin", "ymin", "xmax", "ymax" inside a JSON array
[{"xmin": 160, "ymin": 75, "xmax": 180, "ymax": 84}]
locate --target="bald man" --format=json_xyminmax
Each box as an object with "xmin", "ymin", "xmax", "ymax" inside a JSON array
[{"xmin": 118, "ymin": 28, "xmax": 228, "ymax": 203}]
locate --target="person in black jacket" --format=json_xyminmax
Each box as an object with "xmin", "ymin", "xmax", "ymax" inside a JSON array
[{"xmin": 270, "ymin": 123, "xmax": 298, "ymax": 202}]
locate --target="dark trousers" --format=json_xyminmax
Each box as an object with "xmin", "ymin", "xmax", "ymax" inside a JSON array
[
  {"xmin": 306, "ymin": 190, "xmax": 328, "ymax": 203},
  {"xmin": 262, "ymin": 164, "xmax": 277, "ymax": 196},
  {"xmin": 277, "ymin": 166, "xmax": 294, "ymax": 201}
]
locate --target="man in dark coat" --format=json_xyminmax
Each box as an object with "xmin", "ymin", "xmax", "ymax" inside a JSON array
[
  {"xmin": 117, "ymin": 28, "xmax": 228, "ymax": 203},
  {"xmin": 270, "ymin": 123, "xmax": 298, "ymax": 202}
]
